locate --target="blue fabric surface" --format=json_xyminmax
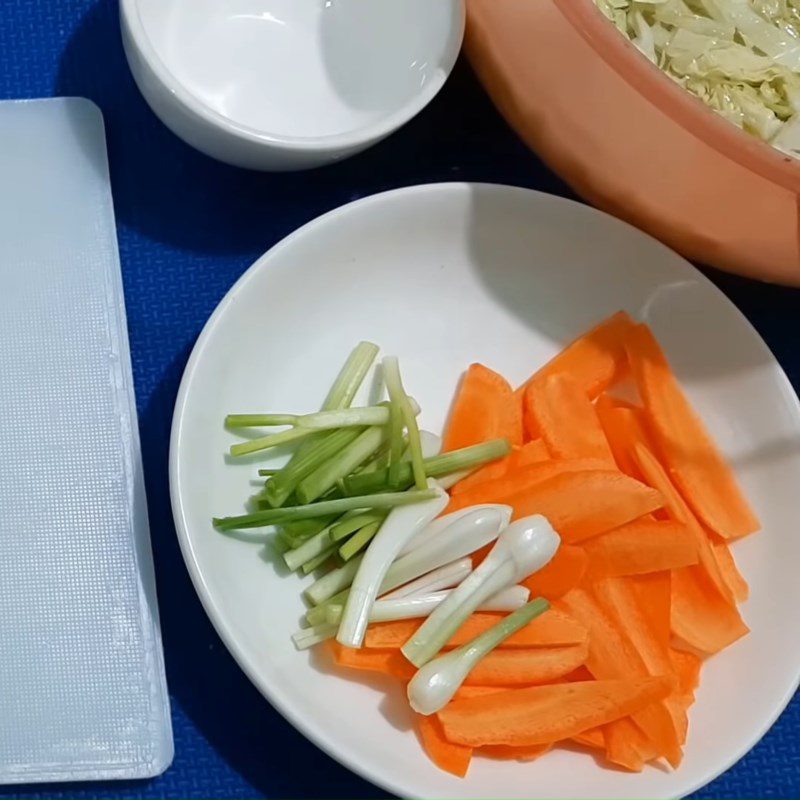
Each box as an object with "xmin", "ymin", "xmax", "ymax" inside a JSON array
[{"xmin": 0, "ymin": 1, "xmax": 798, "ymax": 797}]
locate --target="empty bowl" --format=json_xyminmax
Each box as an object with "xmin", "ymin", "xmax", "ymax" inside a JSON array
[{"xmin": 121, "ymin": 0, "xmax": 465, "ymax": 171}]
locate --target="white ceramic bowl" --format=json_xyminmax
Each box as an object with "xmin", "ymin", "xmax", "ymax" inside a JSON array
[
  {"xmin": 170, "ymin": 183, "xmax": 800, "ymax": 799},
  {"xmin": 120, "ymin": 0, "xmax": 464, "ymax": 171}
]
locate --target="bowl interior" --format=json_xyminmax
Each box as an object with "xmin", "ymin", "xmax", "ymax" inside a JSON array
[
  {"xmin": 133, "ymin": 0, "xmax": 462, "ymax": 141},
  {"xmin": 171, "ymin": 183, "xmax": 800, "ymax": 799}
]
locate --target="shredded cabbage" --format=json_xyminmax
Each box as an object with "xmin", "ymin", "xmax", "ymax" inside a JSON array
[{"xmin": 594, "ymin": 0, "xmax": 800, "ymax": 156}]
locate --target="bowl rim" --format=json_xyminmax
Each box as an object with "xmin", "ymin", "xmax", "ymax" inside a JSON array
[
  {"xmin": 119, "ymin": 0, "xmax": 465, "ymax": 152},
  {"xmin": 555, "ymin": 0, "xmax": 800, "ymax": 194}
]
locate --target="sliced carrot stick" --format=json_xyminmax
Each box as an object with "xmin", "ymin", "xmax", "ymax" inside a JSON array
[
  {"xmin": 595, "ymin": 394, "xmax": 638, "ymax": 411},
  {"xmin": 558, "ymin": 588, "xmax": 682, "ymax": 766},
  {"xmin": 438, "ymin": 676, "xmax": 671, "ymax": 747},
  {"xmin": 521, "ymin": 545, "xmax": 589, "ymax": 600},
  {"xmin": 603, "ymin": 717, "xmax": 658, "ymax": 772},
  {"xmin": 417, "ymin": 714, "xmax": 472, "ymax": 777},
  {"xmin": 593, "ymin": 577, "xmax": 687, "ymax": 743},
  {"xmin": 671, "ymin": 565, "xmax": 749, "ymax": 655},
  {"xmin": 365, "ymin": 609, "xmax": 588, "ymax": 649},
  {"xmin": 451, "ymin": 439, "xmax": 550, "ymax": 495},
  {"xmin": 631, "ymin": 571, "xmax": 672, "ymax": 654},
  {"xmin": 592, "ymin": 578, "xmax": 675, "ymax": 684},
  {"xmin": 443, "ymin": 363, "xmax": 522, "ymax": 452},
  {"xmin": 454, "ymin": 685, "xmax": 506, "ymax": 700},
  {"xmin": 571, "ymin": 727, "xmax": 605, "ymax": 750},
  {"xmin": 670, "ymin": 649, "xmax": 702, "ymax": 698},
  {"xmin": 582, "ymin": 519, "xmax": 698, "ymax": 580},
  {"xmin": 562, "ymin": 666, "xmax": 596, "ymax": 682},
  {"xmin": 329, "ymin": 642, "xmax": 415, "ymax": 680},
  {"xmin": 516, "ymin": 311, "xmax": 635, "ymax": 402},
  {"xmin": 507, "ymin": 470, "xmax": 664, "ymax": 543},
  {"xmin": 632, "ymin": 443, "xmax": 735, "ymax": 606},
  {"xmin": 625, "ymin": 324, "xmax": 759, "ymax": 539},
  {"xmin": 479, "ymin": 743, "xmax": 552, "ymax": 761},
  {"xmin": 711, "ymin": 536, "xmax": 750, "ymax": 602},
  {"xmin": 464, "ymin": 643, "xmax": 588, "ymax": 686},
  {"xmin": 594, "ymin": 398, "xmax": 658, "ymax": 480},
  {"xmin": 447, "ymin": 458, "xmax": 611, "ymax": 513},
  {"xmin": 524, "ymin": 373, "xmax": 615, "ymax": 465}
]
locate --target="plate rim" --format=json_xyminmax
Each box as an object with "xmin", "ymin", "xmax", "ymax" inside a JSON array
[{"xmin": 168, "ymin": 181, "xmax": 800, "ymax": 799}]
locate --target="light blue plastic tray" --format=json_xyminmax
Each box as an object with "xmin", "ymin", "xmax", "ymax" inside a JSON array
[{"xmin": 0, "ymin": 98, "xmax": 173, "ymax": 784}]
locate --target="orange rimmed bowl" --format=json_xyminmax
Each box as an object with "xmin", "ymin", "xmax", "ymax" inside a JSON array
[{"xmin": 466, "ymin": 0, "xmax": 800, "ymax": 285}]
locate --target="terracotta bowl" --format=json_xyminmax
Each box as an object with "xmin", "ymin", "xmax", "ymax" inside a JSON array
[{"xmin": 466, "ymin": 0, "xmax": 800, "ymax": 285}]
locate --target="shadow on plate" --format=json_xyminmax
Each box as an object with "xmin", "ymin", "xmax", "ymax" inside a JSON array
[{"xmin": 308, "ymin": 644, "xmax": 416, "ymax": 735}]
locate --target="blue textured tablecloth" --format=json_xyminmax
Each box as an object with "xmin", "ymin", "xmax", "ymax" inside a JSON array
[{"xmin": 1, "ymin": 1, "xmax": 798, "ymax": 797}]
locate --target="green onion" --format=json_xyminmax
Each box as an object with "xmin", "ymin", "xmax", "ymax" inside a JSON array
[
  {"xmin": 295, "ymin": 406, "xmax": 391, "ymax": 429},
  {"xmin": 258, "ymin": 468, "xmax": 280, "ymax": 477},
  {"xmin": 337, "ymin": 487, "xmax": 448, "ymax": 648},
  {"xmin": 306, "ymin": 588, "xmax": 350, "ymax": 626},
  {"xmin": 213, "ymin": 489, "xmax": 440, "ymax": 532},
  {"xmin": 383, "ymin": 356, "xmax": 427, "ymax": 491},
  {"xmin": 302, "ymin": 545, "xmax": 337, "ymax": 574},
  {"xmin": 263, "ymin": 427, "xmax": 364, "ymax": 508},
  {"xmin": 230, "ymin": 426, "xmax": 315, "ymax": 457},
  {"xmin": 321, "ymin": 341, "xmax": 380, "ymax": 410},
  {"xmin": 343, "ymin": 439, "xmax": 511, "ymax": 495},
  {"xmin": 226, "ymin": 414, "xmax": 297, "ymax": 428},
  {"xmin": 330, "ymin": 511, "xmax": 387, "ymax": 543},
  {"xmin": 402, "ymin": 517, "xmax": 560, "ymax": 667},
  {"xmin": 339, "ymin": 520, "xmax": 381, "ymax": 562},
  {"xmin": 258, "ymin": 341, "xmax": 378, "ymax": 500},
  {"xmin": 305, "ymin": 563, "xmax": 361, "ymax": 607},
  {"xmin": 229, "ymin": 404, "xmax": 406, "ymax": 432},
  {"xmin": 407, "ymin": 598, "xmax": 550, "ymax": 715},
  {"xmin": 281, "ymin": 515, "xmax": 338, "ymax": 542},
  {"xmin": 292, "ymin": 623, "xmax": 338, "ymax": 650},
  {"xmin": 295, "ymin": 426, "xmax": 387, "ymax": 505},
  {"xmin": 284, "ymin": 521, "xmax": 340, "ymax": 572}
]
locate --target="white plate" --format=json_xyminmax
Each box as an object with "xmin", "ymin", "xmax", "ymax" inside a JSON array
[{"xmin": 170, "ymin": 183, "xmax": 800, "ymax": 799}]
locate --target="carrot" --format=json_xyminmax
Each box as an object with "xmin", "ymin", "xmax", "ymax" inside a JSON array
[
  {"xmin": 417, "ymin": 714, "xmax": 472, "ymax": 777},
  {"xmin": 443, "ymin": 363, "xmax": 522, "ymax": 452},
  {"xmin": 593, "ymin": 577, "xmax": 687, "ymax": 743},
  {"xmin": 631, "ymin": 571, "xmax": 672, "ymax": 654},
  {"xmin": 516, "ymin": 311, "xmax": 635, "ymax": 402},
  {"xmin": 521, "ymin": 545, "xmax": 588, "ymax": 600},
  {"xmin": 558, "ymin": 588, "xmax": 682, "ymax": 766},
  {"xmin": 454, "ymin": 685, "xmax": 506, "ymax": 700},
  {"xmin": 329, "ymin": 642, "xmax": 414, "ymax": 680},
  {"xmin": 364, "ymin": 609, "xmax": 588, "ymax": 649},
  {"xmin": 625, "ymin": 324, "xmax": 759, "ymax": 539},
  {"xmin": 524, "ymin": 373, "xmax": 615, "ymax": 466},
  {"xmin": 603, "ymin": 717, "xmax": 658, "ymax": 772},
  {"xmin": 507, "ymin": 469, "xmax": 664, "ymax": 543},
  {"xmin": 571, "ymin": 727, "xmax": 605, "ymax": 750},
  {"xmin": 464, "ymin": 643, "xmax": 589, "ymax": 685},
  {"xmin": 671, "ymin": 565, "xmax": 749, "ymax": 655},
  {"xmin": 438, "ymin": 676, "xmax": 671, "ymax": 747},
  {"xmin": 595, "ymin": 394, "xmax": 638, "ymax": 411},
  {"xmin": 582, "ymin": 519, "xmax": 698, "ymax": 580},
  {"xmin": 451, "ymin": 439, "xmax": 549, "ymax": 495},
  {"xmin": 594, "ymin": 398, "xmax": 658, "ymax": 480},
  {"xmin": 479, "ymin": 743, "xmax": 552, "ymax": 761},
  {"xmin": 670, "ymin": 649, "xmax": 702, "ymax": 698},
  {"xmin": 632, "ymin": 443, "xmax": 735, "ymax": 606},
  {"xmin": 711, "ymin": 536, "xmax": 750, "ymax": 602},
  {"xmin": 447, "ymin": 458, "xmax": 612, "ymax": 513}
]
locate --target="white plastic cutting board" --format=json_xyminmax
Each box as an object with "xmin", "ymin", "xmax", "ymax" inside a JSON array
[{"xmin": 0, "ymin": 98, "xmax": 173, "ymax": 783}]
